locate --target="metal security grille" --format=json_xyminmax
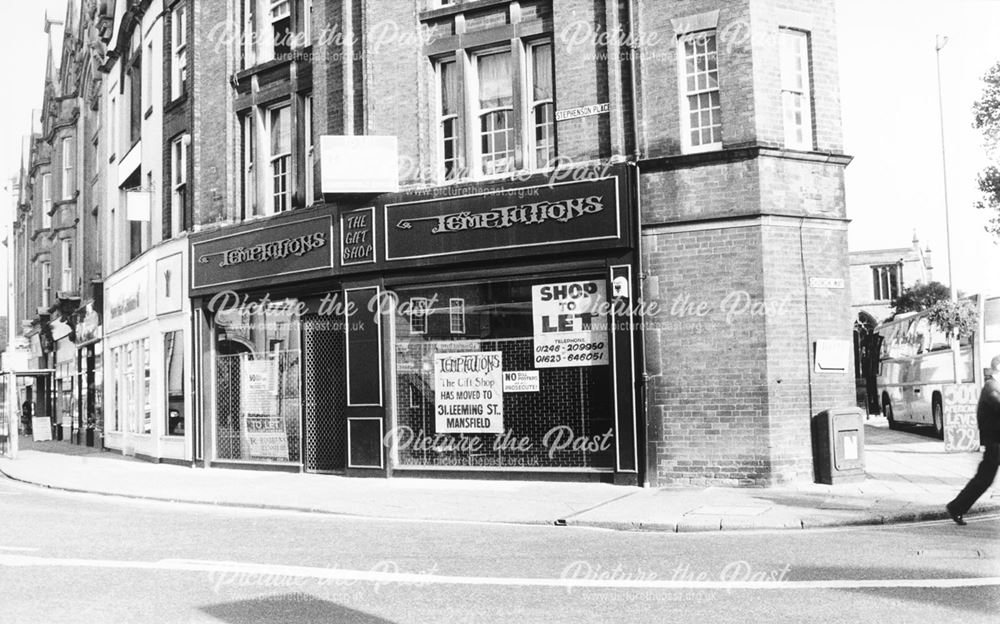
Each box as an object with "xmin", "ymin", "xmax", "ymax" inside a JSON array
[
  {"xmin": 395, "ymin": 338, "xmax": 614, "ymax": 470},
  {"xmin": 303, "ymin": 315, "xmax": 347, "ymax": 473},
  {"xmin": 215, "ymin": 351, "xmax": 301, "ymax": 464}
]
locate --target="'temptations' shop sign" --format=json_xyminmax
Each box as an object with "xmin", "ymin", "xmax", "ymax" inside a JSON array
[
  {"xmin": 192, "ymin": 216, "xmax": 334, "ymax": 290},
  {"xmin": 384, "ymin": 176, "xmax": 621, "ymax": 261}
]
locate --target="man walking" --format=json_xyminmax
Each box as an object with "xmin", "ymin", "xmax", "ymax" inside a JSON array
[{"xmin": 947, "ymin": 354, "xmax": 1000, "ymax": 525}]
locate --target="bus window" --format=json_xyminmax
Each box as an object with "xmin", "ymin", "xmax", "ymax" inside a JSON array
[
  {"xmin": 914, "ymin": 318, "xmax": 931, "ymax": 354},
  {"xmin": 986, "ymin": 298, "xmax": 1000, "ymax": 343},
  {"xmin": 928, "ymin": 321, "xmax": 950, "ymax": 352}
]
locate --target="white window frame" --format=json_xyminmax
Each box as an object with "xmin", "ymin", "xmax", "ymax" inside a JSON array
[
  {"xmin": 473, "ymin": 48, "xmax": 516, "ymax": 178},
  {"xmin": 41, "ymin": 173, "xmax": 52, "ymax": 229},
  {"xmin": 779, "ymin": 28, "xmax": 813, "ymax": 150},
  {"xmin": 304, "ymin": 94, "xmax": 314, "ymax": 206},
  {"xmin": 409, "ymin": 298, "xmax": 430, "ymax": 335},
  {"xmin": 526, "ymin": 40, "xmax": 555, "ymax": 170},
  {"xmin": 677, "ymin": 30, "xmax": 722, "ymax": 153},
  {"xmin": 60, "ymin": 239, "xmax": 72, "ymax": 293},
  {"xmin": 241, "ymin": 111, "xmax": 257, "ymax": 217},
  {"xmin": 872, "ymin": 264, "xmax": 901, "ymax": 302},
  {"xmin": 436, "ymin": 58, "xmax": 460, "ymax": 181},
  {"xmin": 449, "ymin": 298, "xmax": 466, "ymax": 335},
  {"xmin": 62, "ymin": 137, "xmax": 74, "ymax": 199},
  {"xmin": 171, "ymin": 3, "xmax": 188, "ymax": 101},
  {"xmin": 40, "ymin": 261, "xmax": 51, "ymax": 309},
  {"xmin": 171, "ymin": 134, "xmax": 189, "ymax": 236},
  {"xmin": 266, "ymin": 103, "xmax": 292, "ymax": 214}
]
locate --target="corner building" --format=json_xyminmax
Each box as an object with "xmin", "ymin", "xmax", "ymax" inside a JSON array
[{"xmin": 188, "ymin": 0, "xmax": 854, "ymax": 487}]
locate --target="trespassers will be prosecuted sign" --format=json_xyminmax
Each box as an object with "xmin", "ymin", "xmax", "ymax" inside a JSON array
[{"xmin": 532, "ymin": 281, "xmax": 610, "ymax": 369}]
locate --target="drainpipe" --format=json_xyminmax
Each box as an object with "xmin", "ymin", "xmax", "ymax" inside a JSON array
[{"xmin": 624, "ymin": 0, "xmax": 650, "ymax": 486}]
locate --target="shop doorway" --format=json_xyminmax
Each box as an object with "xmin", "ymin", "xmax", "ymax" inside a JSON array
[{"xmin": 302, "ymin": 314, "xmax": 347, "ymax": 473}]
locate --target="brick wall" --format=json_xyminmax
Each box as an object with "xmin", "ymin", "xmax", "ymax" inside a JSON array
[{"xmin": 191, "ymin": 0, "xmax": 231, "ymax": 226}]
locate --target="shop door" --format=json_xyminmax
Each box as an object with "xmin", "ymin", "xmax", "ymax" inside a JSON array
[{"xmin": 302, "ymin": 315, "xmax": 348, "ymax": 473}]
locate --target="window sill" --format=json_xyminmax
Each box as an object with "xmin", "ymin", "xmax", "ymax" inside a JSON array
[
  {"xmin": 144, "ymin": 106, "xmax": 154, "ymax": 120},
  {"xmin": 420, "ymin": 0, "xmax": 512, "ymax": 22},
  {"xmin": 165, "ymin": 93, "xmax": 188, "ymax": 114}
]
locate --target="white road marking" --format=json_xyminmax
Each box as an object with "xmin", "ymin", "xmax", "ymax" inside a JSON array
[{"xmin": 0, "ymin": 554, "xmax": 996, "ymax": 590}]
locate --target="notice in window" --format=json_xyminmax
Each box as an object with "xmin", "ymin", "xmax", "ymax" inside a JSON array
[
  {"xmin": 532, "ymin": 281, "xmax": 610, "ymax": 368},
  {"xmin": 240, "ymin": 359, "xmax": 278, "ymax": 416},
  {"xmin": 243, "ymin": 415, "xmax": 290, "ymax": 462},
  {"xmin": 434, "ymin": 352, "xmax": 504, "ymax": 434}
]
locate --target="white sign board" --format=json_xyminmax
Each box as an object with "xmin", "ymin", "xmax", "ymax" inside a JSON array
[
  {"xmin": 243, "ymin": 415, "xmax": 290, "ymax": 461},
  {"xmin": 555, "ymin": 103, "xmax": 610, "ymax": 121},
  {"xmin": 532, "ymin": 281, "xmax": 610, "ymax": 368},
  {"xmin": 503, "ymin": 371, "xmax": 540, "ymax": 393},
  {"xmin": 320, "ymin": 135, "xmax": 400, "ymax": 194},
  {"xmin": 434, "ymin": 352, "xmax": 504, "ymax": 433},
  {"xmin": 31, "ymin": 418, "xmax": 52, "ymax": 442},
  {"xmin": 240, "ymin": 359, "xmax": 278, "ymax": 416}
]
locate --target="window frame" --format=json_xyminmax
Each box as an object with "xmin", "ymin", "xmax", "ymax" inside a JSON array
[
  {"xmin": 526, "ymin": 39, "xmax": 556, "ymax": 171},
  {"xmin": 171, "ymin": 134, "xmax": 189, "ymax": 237},
  {"xmin": 304, "ymin": 94, "xmax": 315, "ymax": 206},
  {"xmin": 436, "ymin": 58, "xmax": 461, "ymax": 181},
  {"xmin": 171, "ymin": 2, "xmax": 188, "ymax": 101},
  {"xmin": 61, "ymin": 137, "xmax": 74, "ymax": 200},
  {"xmin": 473, "ymin": 47, "xmax": 517, "ymax": 178},
  {"xmin": 871, "ymin": 264, "xmax": 901, "ymax": 302},
  {"xmin": 779, "ymin": 28, "xmax": 813, "ymax": 151},
  {"xmin": 60, "ymin": 238, "xmax": 73, "ymax": 293},
  {"xmin": 41, "ymin": 173, "xmax": 52, "ymax": 229},
  {"xmin": 677, "ymin": 29, "xmax": 723, "ymax": 153},
  {"xmin": 40, "ymin": 261, "xmax": 51, "ymax": 309},
  {"xmin": 266, "ymin": 103, "xmax": 293, "ymax": 214},
  {"xmin": 409, "ymin": 298, "xmax": 430, "ymax": 335}
]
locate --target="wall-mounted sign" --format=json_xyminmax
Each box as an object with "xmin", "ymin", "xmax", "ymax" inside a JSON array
[
  {"xmin": 106, "ymin": 267, "xmax": 149, "ymax": 334},
  {"xmin": 156, "ymin": 252, "xmax": 184, "ymax": 315},
  {"xmin": 502, "ymin": 371, "xmax": 540, "ymax": 393},
  {"xmin": 385, "ymin": 176, "xmax": 621, "ymax": 261},
  {"xmin": 809, "ymin": 277, "xmax": 845, "ymax": 290},
  {"xmin": 532, "ymin": 281, "xmax": 610, "ymax": 368},
  {"xmin": 320, "ymin": 135, "xmax": 400, "ymax": 194},
  {"xmin": 341, "ymin": 207, "xmax": 376, "ymax": 265},
  {"xmin": 555, "ymin": 103, "xmax": 610, "ymax": 122},
  {"xmin": 191, "ymin": 216, "xmax": 334, "ymax": 291},
  {"xmin": 434, "ymin": 351, "xmax": 504, "ymax": 433},
  {"xmin": 943, "ymin": 384, "xmax": 980, "ymax": 453}
]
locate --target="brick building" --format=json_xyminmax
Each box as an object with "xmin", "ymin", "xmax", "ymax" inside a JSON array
[{"xmin": 10, "ymin": 0, "xmax": 857, "ymax": 487}]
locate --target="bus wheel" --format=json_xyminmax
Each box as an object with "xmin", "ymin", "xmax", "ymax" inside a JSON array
[
  {"xmin": 883, "ymin": 396, "xmax": 899, "ymax": 430},
  {"xmin": 932, "ymin": 398, "xmax": 944, "ymax": 440}
]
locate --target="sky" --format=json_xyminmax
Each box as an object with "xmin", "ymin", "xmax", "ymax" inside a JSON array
[{"xmin": 0, "ymin": 0, "xmax": 999, "ymax": 315}]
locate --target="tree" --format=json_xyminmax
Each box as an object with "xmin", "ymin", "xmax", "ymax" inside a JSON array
[
  {"xmin": 973, "ymin": 61, "xmax": 1000, "ymax": 238},
  {"xmin": 892, "ymin": 281, "xmax": 950, "ymax": 315}
]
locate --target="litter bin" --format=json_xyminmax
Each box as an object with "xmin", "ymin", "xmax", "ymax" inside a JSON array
[
  {"xmin": 55, "ymin": 423, "xmax": 63, "ymax": 441},
  {"xmin": 811, "ymin": 407, "xmax": 865, "ymax": 484}
]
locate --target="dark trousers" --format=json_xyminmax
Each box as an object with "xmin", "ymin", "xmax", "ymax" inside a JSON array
[{"xmin": 949, "ymin": 442, "xmax": 1000, "ymax": 516}]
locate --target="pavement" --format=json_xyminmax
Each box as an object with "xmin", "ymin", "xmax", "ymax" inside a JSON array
[{"xmin": 1, "ymin": 417, "xmax": 997, "ymax": 532}]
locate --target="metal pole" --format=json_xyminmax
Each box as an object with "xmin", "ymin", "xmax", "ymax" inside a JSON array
[{"xmin": 936, "ymin": 35, "xmax": 961, "ymax": 386}]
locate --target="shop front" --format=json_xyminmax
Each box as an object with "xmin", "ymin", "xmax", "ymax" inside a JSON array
[
  {"xmin": 190, "ymin": 165, "xmax": 641, "ymax": 483},
  {"xmin": 103, "ymin": 239, "xmax": 193, "ymax": 463}
]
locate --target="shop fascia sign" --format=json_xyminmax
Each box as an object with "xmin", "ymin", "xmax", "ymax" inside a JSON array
[
  {"xmin": 191, "ymin": 216, "xmax": 335, "ymax": 291},
  {"xmin": 395, "ymin": 195, "xmax": 605, "ymax": 235},
  {"xmin": 106, "ymin": 269, "xmax": 148, "ymax": 333},
  {"xmin": 385, "ymin": 176, "xmax": 622, "ymax": 261}
]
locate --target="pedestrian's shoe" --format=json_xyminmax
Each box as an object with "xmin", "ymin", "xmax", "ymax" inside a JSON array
[{"xmin": 946, "ymin": 504, "xmax": 967, "ymax": 526}]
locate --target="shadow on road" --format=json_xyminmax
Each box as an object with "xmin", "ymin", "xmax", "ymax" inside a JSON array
[{"xmin": 200, "ymin": 594, "xmax": 398, "ymax": 624}]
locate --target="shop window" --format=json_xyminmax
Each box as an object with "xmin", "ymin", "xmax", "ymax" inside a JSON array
[
  {"xmin": 391, "ymin": 277, "xmax": 615, "ymax": 471},
  {"xmin": 214, "ymin": 300, "xmax": 303, "ymax": 464},
  {"xmin": 125, "ymin": 343, "xmax": 137, "ymax": 433},
  {"xmin": 779, "ymin": 28, "xmax": 813, "ymax": 150},
  {"xmin": 142, "ymin": 339, "xmax": 152, "ymax": 434},
  {"xmin": 679, "ymin": 31, "xmax": 722, "ymax": 152},
  {"xmin": 41, "ymin": 173, "xmax": 52, "ymax": 229},
  {"xmin": 171, "ymin": 2, "xmax": 188, "ymax": 100},
  {"xmin": 164, "ymin": 331, "xmax": 185, "ymax": 436},
  {"xmin": 111, "ymin": 348, "xmax": 121, "ymax": 432},
  {"xmin": 872, "ymin": 264, "xmax": 900, "ymax": 302}
]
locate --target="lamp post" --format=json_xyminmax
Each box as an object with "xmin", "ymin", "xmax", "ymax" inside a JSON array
[{"xmin": 936, "ymin": 35, "xmax": 961, "ymax": 387}]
